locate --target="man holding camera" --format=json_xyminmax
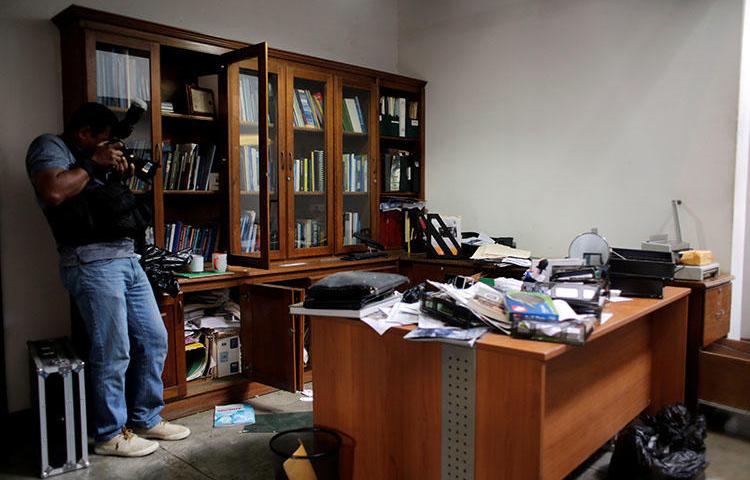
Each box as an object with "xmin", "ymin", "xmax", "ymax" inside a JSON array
[{"xmin": 26, "ymin": 102, "xmax": 190, "ymax": 457}]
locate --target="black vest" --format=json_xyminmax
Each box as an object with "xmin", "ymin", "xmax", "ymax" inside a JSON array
[{"xmin": 42, "ymin": 139, "xmax": 151, "ymax": 249}]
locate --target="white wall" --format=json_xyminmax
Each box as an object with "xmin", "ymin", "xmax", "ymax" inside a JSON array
[
  {"xmin": 0, "ymin": 0, "xmax": 398, "ymax": 412},
  {"xmin": 398, "ymin": 0, "xmax": 742, "ymax": 267}
]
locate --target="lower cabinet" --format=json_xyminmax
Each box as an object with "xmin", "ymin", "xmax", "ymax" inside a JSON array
[{"xmin": 159, "ymin": 294, "xmax": 186, "ymax": 401}]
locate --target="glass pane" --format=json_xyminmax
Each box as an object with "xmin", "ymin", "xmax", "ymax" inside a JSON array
[
  {"xmin": 292, "ymin": 78, "xmax": 327, "ymax": 249},
  {"xmin": 95, "ymin": 42, "xmax": 154, "ymax": 241},
  {"xmin": 342, "ymin": 86, "xmax": 371, "ymax": 246},
  {"xmin": 238, "ymin": 68, "xmax": 278, "ymax": 254}
]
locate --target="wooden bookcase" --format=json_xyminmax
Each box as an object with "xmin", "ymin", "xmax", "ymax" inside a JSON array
[{"xmin": 54, "ymin": 5, "xmax": 425, "ymax": 415}]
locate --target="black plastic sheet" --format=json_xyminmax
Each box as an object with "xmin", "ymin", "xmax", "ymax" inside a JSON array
[
  {"xmin": 139, "ymin": 244, "xmax": 191, "ymax": 296},
  {"xmin": 609, "ymin": 404, "xmax": 707, "ymax": 480}
]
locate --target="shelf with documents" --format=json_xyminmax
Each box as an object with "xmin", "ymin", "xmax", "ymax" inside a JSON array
[{"xmin": 55, "ymin": 4, "xmax": 425, "ymax": 417}]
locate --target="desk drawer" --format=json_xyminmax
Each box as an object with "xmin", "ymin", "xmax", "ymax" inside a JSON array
[
  {"xmin": 703, "ymin": 283, "xmax": 731, "ymax": 346},
  {"xmin": 698, "ymin": 339, "xmax": 750, "ymax": 411}
]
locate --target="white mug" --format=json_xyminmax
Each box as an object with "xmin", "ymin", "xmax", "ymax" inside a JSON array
[
  {"xmin": 189, "ymin": 254, "xmax": 204, "ymax": 272},
  {"xmin": 212, "ymin": 253, "xmax": 228, "ymax": 272}
]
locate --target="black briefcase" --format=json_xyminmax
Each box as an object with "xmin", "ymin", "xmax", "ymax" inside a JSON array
[{"xmin": 28, "ymin": 338, "xmax": 89, "ymax": 478}]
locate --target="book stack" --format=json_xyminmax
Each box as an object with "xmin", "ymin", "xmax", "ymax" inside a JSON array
[
  {"xmin": 240, "ymin": 210, "xmax": 261, "ymax": 253},
  {"xmin": 239, "ymin": 74, "xmax": 258, "ymax": 124},
  {"xmin": 96, "ymin": 49, "xmax": 150, "ymax": 108},
  {"xmin": 343, "ymin": 211, "xmax": 362, "ymax": 245},
  {"xmin": 379, "ymin": 95, "xmax": 419, "ymax": 137},
  {"xmin": 161, "ymin": 102, "xmax": 174, "ymax": 113},
  {"xmin": 162, "ymin": 142, "xmax": 217, "ymax": 191},
  {"xmin": 342, "ymin": 154, "xmax": 368, "ymax": 192},
  {"xmin": 342, "ymin": 97, "xmax": 366, "ymax": 133},
  {"xmin": 292, "ymin": 89, "xmax": 324, "ymax": 129},
  {"xmin": 383, "ymin": 149, "xmax": 419, "ymax": 193},
  {"xmin": 293, "ymin": 151, "xmax": 325, "ymax": 192},
  {"xmin": 295, "ymin": 219, "xmax": 325, "ymax": 248},
  {"xmin": 240, "ymin": 145, "xmax": 259, "ymax": 192},
  {"xmin": 164, "ymin": 221, "xmax": 218, "ymax": 259}
]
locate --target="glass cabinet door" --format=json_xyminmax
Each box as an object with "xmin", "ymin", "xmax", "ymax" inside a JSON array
[
  {"xmin": 287, "ymin": 69, "xmax": 333, "ymax": 256},
  {"xmin": 90, "ymin": 34, "xmax": 160, "ymax": 246},
  {"xmin": 337, "ymin": 81, "xmax": 376, "ymax": 252},
  {"xmin": 224, "ymin": 43, "xmax": 271, "ymax": 268}
]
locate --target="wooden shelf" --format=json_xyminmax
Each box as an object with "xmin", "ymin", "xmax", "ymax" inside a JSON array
[
  {"xmin": 294, "ymin": 191, "xmax": 326, "ymax": 195},
  {"xmin": 294, "ymin": 126, "xmax": 324, "ymax": 133},
  {"xmin": 164, "ymin": 190, "xmax": 219, "ymax": 195},
  {"xmin": 162, "ymin": 111, "xmax": 215, "ymax": 121},
  {"xmin": 241, "ymin": 121, "xmax": 276, "ymax": 128},
  {"xmin": 380, "ymin": 135, "xmax": 419, "ymax": 142},
  {"xmin": 343, "ymin": 131, "xmax": 368, "ymax": 137},
  {"xmin": 241, "ymin": 191, "xmax": 278, "ymax": 195},
  {"xmin": 343, "ymin": 191, "xmax": 369, "ymax": 195},
  {"xmin": 186, "ymin": 373, "xmax": 247, "ymax": 397},
  {"xmin": 380, "ymin": 191, "xmax": 419, "ymax": 197}
]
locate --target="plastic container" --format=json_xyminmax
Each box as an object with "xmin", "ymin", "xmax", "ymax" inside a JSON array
[{"xmin": 269, "ymin": 427, "xmax": 341, "ymax": 480}]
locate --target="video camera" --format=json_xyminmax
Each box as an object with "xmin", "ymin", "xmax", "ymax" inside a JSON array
[{"xmin": 109, "ymin": 99, "xmax": 159, "ymax": 182}]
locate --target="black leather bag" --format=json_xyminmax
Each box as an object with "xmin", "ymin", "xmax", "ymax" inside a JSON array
[{"xmin": 303, "ymin": 271, "xmax": 409, "ymax": 309}]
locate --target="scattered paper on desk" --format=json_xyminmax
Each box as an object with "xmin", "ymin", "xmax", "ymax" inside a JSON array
[
  {"xmin": 418, "ymin": 313, "xmax": 453, "ymax": 329},
  {"xmin": 404, "ymin": 326, "xmax": 489, "ymax": 347},
  {"xmin": 608, "ymin": 296, "xmax": 632, "ymax": 303},
  {"xmin": 471, "ymin": 243, "xmax": 531, "ymax": 260},
  {"xmin": 552, "ymin": 299, "xmax": 580, "ymax": 322},
  {"xmin": 600, "ymin": 313, "xmax": 614, "ymax": 325}
]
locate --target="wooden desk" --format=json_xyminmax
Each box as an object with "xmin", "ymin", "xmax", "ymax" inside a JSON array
[{"xmin": 311, "ymin": 287, "xmax": 690, "ymax": 479}]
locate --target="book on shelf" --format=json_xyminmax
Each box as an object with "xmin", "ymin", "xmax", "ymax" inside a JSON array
[
  {"xmin": 161, "ymin": 101, "xmax": 174, "ymax": 113},
  {"xmin": 164, "ymin": 221, "xmax": 218, "ymax": 259},
  {"xmin": 293, "ymin": 88, "xmax": 324, "ymax": 129},
  {"xmin": 295, "ymin": 218, "xmax": 325, "ymax": 248},
  {"xmin": 162, "ymin": 141, "xmax": 217, "ymax": 191},
  {"xmin": 240, "ymin": 210, "xmax": 261, "ymax": 253},
  {"xmin": 240, "ymin": 145, "xmax": 277, "ymax": 193},
  {"xmin": 343, "ymin": 211, "xmax": 362, "ymax": 245},
  {"xmin": 96, "ymin": 48, "xmax": 150, "ymax": 109},
  {"xmin": 342, "ymin": 154, "xmax": 368, "ymax": 192},
  {"xmin": 342, "ymin": 97, "xmax": 366, "ymax": 133},
  {"xmin": 293, "ymin": 150, "xmax": 325, "ymax": 192},
  {"xmin": 383, "ymin": 148, "xmax": 419, "ymax": 193},
  {"xmin": 379, "ymin": 95, "xmax": 419, "ymax": 137}
]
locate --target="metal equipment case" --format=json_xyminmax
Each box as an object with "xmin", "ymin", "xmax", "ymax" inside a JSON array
[{"xmin": 28, "ymin": 338, "xmax": 89, "ymax": 478}]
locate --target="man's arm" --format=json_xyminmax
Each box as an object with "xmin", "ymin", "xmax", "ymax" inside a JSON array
[
  {"xmin": 30, "ymin": 142, "xmax": 129, "ymax": 207},
  {"xmin": 31, "ymin": 167, "xmax": 90, "ymax": 207}
]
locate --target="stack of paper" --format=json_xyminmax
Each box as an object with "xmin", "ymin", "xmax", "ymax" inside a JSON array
[{"xmin": 470, "ymin": 244, "xmax": 531, "ymax": 260}]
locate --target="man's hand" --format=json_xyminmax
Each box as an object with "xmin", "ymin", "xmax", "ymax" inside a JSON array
[{"xmin": 92, "ymin": 141, "xmax": 128, "ymax": 175}]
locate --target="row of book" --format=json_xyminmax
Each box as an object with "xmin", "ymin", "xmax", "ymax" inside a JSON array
[
  {"xmin": 342, "ymin": 154, "xmax": 368, "ymax": 192},
  {"xmin": 293, "ymin": 89, "xmax": 324, "ymax": 129},
  {"xmin": 379, "ymin": 96, "xmax": 419, "ymax": 137},
  {"xmin": 383, "ymin": 149, "xmax": 420, "ymax": 193},
  {"xmin": 293, "ymin": 151, "xmax": 325, "ymax": 192},
  {"xmin": 96, "ymin": 49, "xmax": 151, "ymax": 108},
  {"xmin": 295, "ymin": 219, "xmax": 326, "ymax": 249},
  {"xmin": 342, "ymin": 97, "xmax": 366, "ymax": 133},
  {"xmin": 162, "ymin": 142, "xmax": 217, "ymax": 191},
  {"xmin": 125, "ymin": 138, "xmax": 151, "ymax": 192},
  {"xmin": 343, "ymin": 211, "xmax": 363, "ymax": 245},
  {"xmin": 239, "ymin": 74, "xmax": 259, "ymax": 124},
  {"xmin": 165, "ymin": 221, "xmax": 219, "ymax": 259},
  {"xmin": 240, "ymin": 210, "xmax": 261, "ymax": 253}
]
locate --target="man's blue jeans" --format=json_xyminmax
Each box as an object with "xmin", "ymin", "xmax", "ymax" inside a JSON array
[{"xmin": 61, "ymin": 257, "xmax": 167, "ymax": 442}]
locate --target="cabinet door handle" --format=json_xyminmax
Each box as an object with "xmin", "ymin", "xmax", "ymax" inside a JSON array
[
  {"xmin": 287, "ymin": 151, "xmax": 293, "ymax": 181},
  {"xmin": 279, "ymin": 151, "xmax": 285, "ymax": 171}
]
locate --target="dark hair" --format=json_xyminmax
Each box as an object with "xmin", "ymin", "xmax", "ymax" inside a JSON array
[{"xmin": 64, "ymin": 102, "xmax": 119, "ymax": 137}]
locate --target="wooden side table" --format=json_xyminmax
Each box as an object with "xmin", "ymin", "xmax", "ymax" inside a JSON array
[{"xmin": 668, "ymin": 273, "xmax": 732, "ymax": 412}]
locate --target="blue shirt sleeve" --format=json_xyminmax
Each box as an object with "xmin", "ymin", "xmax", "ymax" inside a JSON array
[{"xmin": 26, "ymin": 134, "xmax": 75, "ymax": 177}]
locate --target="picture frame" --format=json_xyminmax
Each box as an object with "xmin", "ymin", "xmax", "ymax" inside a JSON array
[{"xmin": 186, "ymin": 85, "xmax": 215, "ymax": 116}]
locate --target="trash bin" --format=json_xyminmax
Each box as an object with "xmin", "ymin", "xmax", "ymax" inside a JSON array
[{"xmin": 269, "ymin": 427, "xmax": 341, "ymax": 480}]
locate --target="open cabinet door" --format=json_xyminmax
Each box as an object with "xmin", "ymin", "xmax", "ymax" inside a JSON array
[
  {"xmin": 240, "ymin": 284, "xmax": 302, "ymax": 392},
  {"xmin": 220, "ymin": 43, "xmax": 271, "ymax": 268}
]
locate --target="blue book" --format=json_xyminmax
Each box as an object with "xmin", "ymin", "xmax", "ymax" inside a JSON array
[
  {"xmin": 504, "ymin": 291, "xmax": 559, "ymax": 323},
  {"xmin": 214, "ymin": 403, "xmax": 256, "ymax": 427}
]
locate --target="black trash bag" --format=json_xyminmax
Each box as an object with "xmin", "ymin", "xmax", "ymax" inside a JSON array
[
  {"xmin": 609, "ymin": 404, "xmax": 708, "ymax": 480},
  {"xmin": 652, "ymin": 451, "xmax": 707, "ymax": 480},
  {"xmin": 139, "ymin": 244, "xmax": 191, "ymax": 296}
]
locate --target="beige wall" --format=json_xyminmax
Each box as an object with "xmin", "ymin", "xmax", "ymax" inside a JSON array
[
  {"xmin": 399, "ymin": 0, "xmax": 742, "ymax": 267},
  {"xmin": 0, "ymin": 0, "xmax": 398, "ymax": 412}
]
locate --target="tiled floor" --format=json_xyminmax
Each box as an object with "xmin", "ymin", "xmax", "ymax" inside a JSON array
[{"xmin": 2, "ymin": 392, "xmax": 748, "ymax": 479}]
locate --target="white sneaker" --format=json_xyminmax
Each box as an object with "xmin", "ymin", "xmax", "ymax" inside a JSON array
[
  {"xmin": 133, "ymin": 421, "xmax": 191, "ymax": 441},
  {"xmin": 94, "ymin": 428, "xmax": 159, "ymax": 457}
]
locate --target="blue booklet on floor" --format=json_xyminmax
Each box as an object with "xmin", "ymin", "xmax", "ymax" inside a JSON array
[{"xmin": 214, "ymin": 404, "xmax": 256, "ymax": 427}]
